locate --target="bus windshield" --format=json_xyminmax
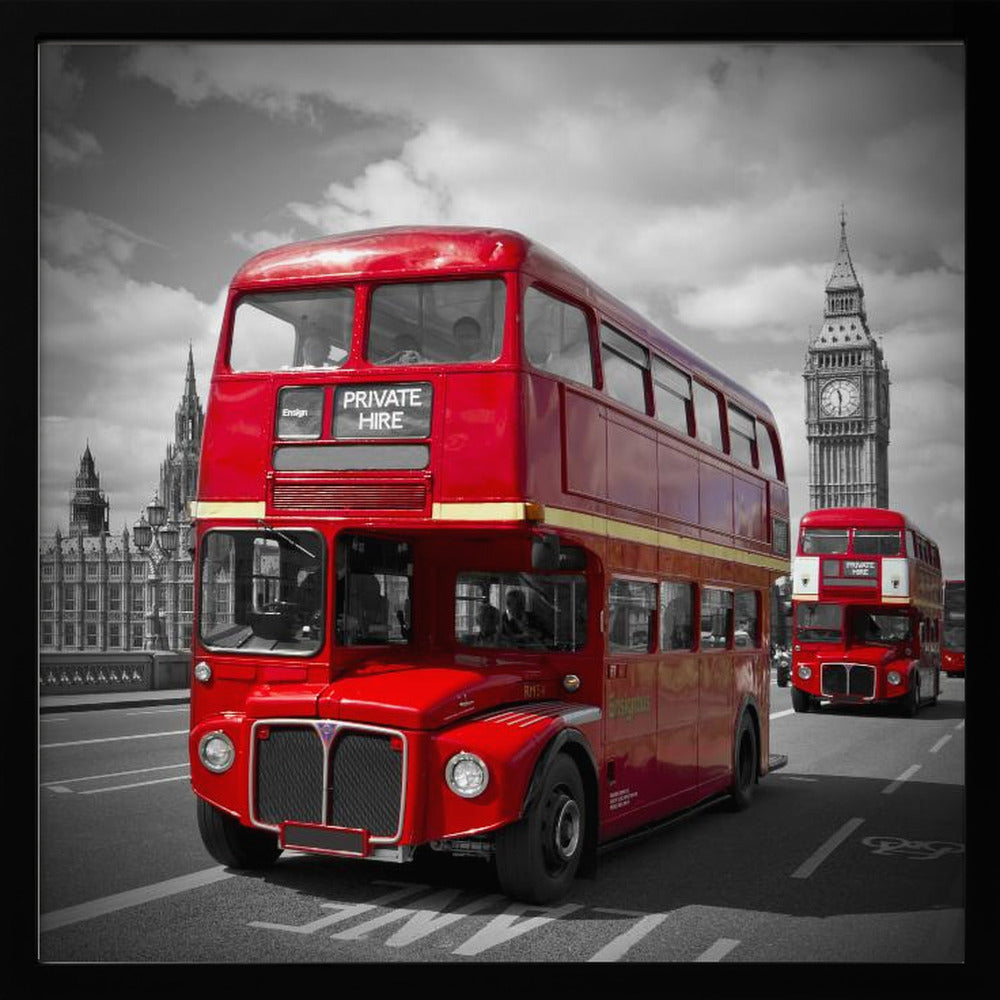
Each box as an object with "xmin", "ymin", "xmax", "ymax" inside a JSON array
[
  {"xmin": 367, "ymin": 279, "xmax": 505, "ymax": 365},
  {"xmin": 794, "ymin": 601, "xmax": 842, "ymax": 642},
  {"xmin": 229, "ymin": 288, "xmax": 355, "ymax": 372},
  {"xmin": 335, "ymin": 533, "xmax": 412, "ymax": 647},
  {"xmin": 943, "ymin": 624, "xmax": 965, "ymax": 652},
  {"xmin": 199, "ymin": 528, "xmax": 324, "ymax": 654},
  {"xmin": 801, "ymin": 529, "xmax": 849, "ymax": 554},
  {"xmin": 455, "ymin": 572, "xmax": 587, "ymax": 651}
]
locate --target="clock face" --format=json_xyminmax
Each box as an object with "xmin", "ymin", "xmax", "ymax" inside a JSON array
[{"xmin": 820, "ymin": 378, "xmax": 860, "ymax": 417}]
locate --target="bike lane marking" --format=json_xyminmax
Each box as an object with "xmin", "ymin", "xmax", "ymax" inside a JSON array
[
  {"xmin": 791, "ymin": 817, "xmax": 865, "ymax": 879},
  {"xmin": 40, "ymin": 866, "xmax": 234, "ymax": 933},
  {"xmin": 451, "ymin": 901, "xmax": 583, "ymax": 956},
  {"xmin": 587, "ymin": 911, "xmax": 669, "ymax": 962},
  {"xmin": 882, "ymin": 764, "xmax": 921, "ymax": 795},
  {"xmin": 695, "ymin": 937, "xmax": 740, "ymax": 962}
]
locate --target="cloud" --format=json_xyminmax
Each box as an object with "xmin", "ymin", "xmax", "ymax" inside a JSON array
[
  {"xmin": 230, "ymin": 228, "xmax": 299, "ymax": 255},
  {"xmin": 40, "ymin": 45, "xmax": 102, "ymax": 168},
  {"xmin": 39, "ymin": 205, "xmax": 225, "ymax": 534}
]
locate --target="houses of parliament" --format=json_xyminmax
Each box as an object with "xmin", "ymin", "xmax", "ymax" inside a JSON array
[{"xmin": 39, "ymin": 348, "xmax": 204, "ymax": 653}]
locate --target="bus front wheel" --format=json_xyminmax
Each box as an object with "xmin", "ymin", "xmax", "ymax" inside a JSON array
[
  {"xmin": 791, "ymin": 686, "xmax": 814, "ymax": 713},
  {"xmin": 903, "ymin": 674, "xmax": 921, "ymax": 718},
  {"xmin": 196, "ymin": 798, "xmax": 282, "ymax": 869},
  {"xmin": 495, "ymin": 754, "xmax": 585, "ymax": 904}
]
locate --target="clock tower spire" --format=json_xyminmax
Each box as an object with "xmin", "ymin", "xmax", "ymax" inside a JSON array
[{"xmin": 804, "ymin": 210, "xmax": 890, "ymax": 509}]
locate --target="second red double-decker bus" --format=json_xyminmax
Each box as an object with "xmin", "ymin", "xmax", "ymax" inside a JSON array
[
  {"xmin": 188, "ymin": 226, "xmax": 790, "ymax": 903},
  {"xmin": 942, "ymin": 579, "xmax": 966, "ymax": 677},
  {"xmin": 790, "ymin": 507, "xmax": 942, "ymax": 715}
]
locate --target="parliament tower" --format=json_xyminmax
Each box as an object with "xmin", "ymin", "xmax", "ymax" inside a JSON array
[{"xmin": 804, "ymin": 211, "xmax": 890, "ymax": 509}]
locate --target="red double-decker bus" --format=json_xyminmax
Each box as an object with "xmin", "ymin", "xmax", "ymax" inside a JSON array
[
  {"xmin": 942, "ymin": 579, "xmax": 965, "ymax": 677},
  {"xmin": 790, "ymin": 507, "xmax": 942, "ymax": 715},
  {"xmin": 188, "ymin": 226, "xmax": 790, "ymax": 903}
]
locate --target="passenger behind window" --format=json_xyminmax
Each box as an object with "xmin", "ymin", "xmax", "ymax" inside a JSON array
[
  {"xmin": 453, "ymin": 316, "xmax": 486, "ymax": 360},
  {"xmin": 477, "ymin": 603, "xmax": 501, "ymax": 645},
  {"xmin": 301, "ymin": 334, "xmax": 332, "ymax": 367},
  {"xmin": 502, "ymin": 589, "xmax": 544, "ymax": 640}
]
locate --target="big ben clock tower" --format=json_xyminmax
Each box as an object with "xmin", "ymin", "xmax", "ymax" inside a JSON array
[{"xmin": 805, "ymin": 210, "xmax": 890, "ymax": 509}]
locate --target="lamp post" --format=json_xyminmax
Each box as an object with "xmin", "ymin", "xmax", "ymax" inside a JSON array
[{"xmin": 133, "ymin": 492, "xmax": 179, "ymax": 651}]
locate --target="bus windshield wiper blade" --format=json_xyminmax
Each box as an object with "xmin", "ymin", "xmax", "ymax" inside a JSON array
[{"xmin": 257, "ymin": 520, "xmax": 315, "ymax": 558}]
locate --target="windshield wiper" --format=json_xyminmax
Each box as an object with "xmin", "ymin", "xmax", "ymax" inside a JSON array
[{"xmin": 257, "ymin": 519, "xmax": 316, "ymax": 558}]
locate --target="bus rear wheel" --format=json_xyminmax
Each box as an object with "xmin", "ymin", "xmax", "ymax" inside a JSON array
[
  {"xmin": 728, "ymin": 712, "xmax": 758, "ymax": 811},
  {"xmin": 791, "ymin": 686, "xmax": 814, "ymax": 713},
  {"xmin": 197, "ymin": 797, "xmax": 282, "ymax": 869},
  {"xmin": 495, "ymin": 754, "xmax": 585, "ymax": 904}
]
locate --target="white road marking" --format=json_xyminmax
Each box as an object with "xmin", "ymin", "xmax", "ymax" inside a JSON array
[
  {"xmin": 770, "ymin": 708, "xmax": 795, "ymax": 720},
  {"xmin": 40, "ymin": 866, "xmax": 234, "ymax": 932},
  {"xmin": 695, "ymin": 937, "xmax": 740, "ymax": 962},
  {"xmin": 883, "ymin": 764, "xmax": 921, "ymax": 795},
  {"xmin": 929, "ymin": 735, "xmax": 952, "ymax": 754},
  {"xmin": 42, "ymin": 763, "xmax": 189, "ymax": 788},
  {"xmin": 250, "ymin": 883, "xmax": 429, "ymax": 934},
  {"xmin": 79, "ymin": 775, "xmax": 191, "ymax": 794},
  {"xmin": 125, "ymin": 706, "xmax": 189, "ymax": 716},
  {"xmin": 451, "ymin": 901, "xmax": 583, "ymax": 956},
  {"xmin": 778, "ymin": 775, "xmax": 818, "ymax": 782},
  {"xmin": 954, "ymin": 720, "xmax": 965, "ymax": 731},
  {"xmin": 791, "ymin": 817, "xmax": 865, "ymax": 879},
  {"xmin": 588, "ymin": 913, "xmax": 669, "ymax": 962},
  {"xmin": 41, "ymin": 729, "xmax": 187, "ymax": 749}
]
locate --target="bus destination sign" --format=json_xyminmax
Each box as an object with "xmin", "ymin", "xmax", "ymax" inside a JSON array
[{"xmin": 334, "ymin": 382, "xmax": 432, "ymax": 439}]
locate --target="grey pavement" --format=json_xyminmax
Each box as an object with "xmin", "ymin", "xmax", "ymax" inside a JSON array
[{"xmin": 39, "ymin": 688, "xmax": 190, "ymax": 713}]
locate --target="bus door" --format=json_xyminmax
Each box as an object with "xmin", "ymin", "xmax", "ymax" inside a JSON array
[
  {"xmin": 656, "ymin": 580, "xmax": 699, "ymax": 804},
  {"xmin": 604, "ymin": 579, "xmax": 660, "ymax": 821}
]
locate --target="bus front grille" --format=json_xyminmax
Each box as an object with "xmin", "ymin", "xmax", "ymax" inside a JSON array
[
  {"xmin": 271, "ymin": 481, "xmax": 427, "ymax": 511},
  {"xmin": 252, "ymin": 722, "xmax": 405, "ymax": 839},
  {"xmin": 821, "ymin": 662, "xmax": 875, "ymax": 699}
]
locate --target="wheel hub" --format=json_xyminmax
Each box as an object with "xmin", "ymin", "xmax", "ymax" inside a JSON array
[{"xmin": 551, "ymin": 794, "xmax": 581, "ymax": 861}]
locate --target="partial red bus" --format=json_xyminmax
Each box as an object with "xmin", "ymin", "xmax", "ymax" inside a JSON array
[
  {"xmin": 942, "ymin": 579, "xmax": 965, "ymax": 677},
  {"xmin": 188, "ymin": 226, "xmax": 790, "ymax": 903},
  {"xmin": 790, "ymin": 507, "xmax": 942, "ymax": 715}
]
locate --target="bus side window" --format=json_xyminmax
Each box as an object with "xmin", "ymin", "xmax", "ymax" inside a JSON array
[
  {"xmin": 693, "ymin": 381, "xmax": 724, "ymax": 451},
  {"xmin": 523, "ymin": 286, "xmax": 595, "ymax": 387}
]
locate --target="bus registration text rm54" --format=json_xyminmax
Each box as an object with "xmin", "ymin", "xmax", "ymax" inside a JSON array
[{"xmin": 334, "ymin": 383, "xmax": 432, "ymax": 439}]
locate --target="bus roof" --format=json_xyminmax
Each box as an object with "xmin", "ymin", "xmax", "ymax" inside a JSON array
[
  {"xmin": 800, "ymin": 507, "xmax": 932, "ymax": 538},
  {"xmin": 230, "ymin": 225, "xmax": 777, "ymax": 424}
]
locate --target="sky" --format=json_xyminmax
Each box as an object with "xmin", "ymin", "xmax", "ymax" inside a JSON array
[{"xmin": 38, "ymin": 42, "xmax": 966, "ymax": 578}]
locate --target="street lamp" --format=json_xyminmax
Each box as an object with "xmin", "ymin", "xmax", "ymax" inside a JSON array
[{"xmin": 133, "ymin": 492, "xmax": 178, "ymax": 650}]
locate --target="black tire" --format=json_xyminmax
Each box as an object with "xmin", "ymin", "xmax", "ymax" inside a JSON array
[
  {"xmin": 903, "ymin": 672, "xmax": 921, "ymax": 718},
  {"xmin": 791, "ymin": 686, "xmax": 814, "ymax": 713},
  {"xmin": 495, "ymin": 754, "xmax": 585, "ymax": 904},
  {"xmin": 197, "ymin": 797, "xmax": 282, "ymax": 868},
  {"xmin": 728, "ymin": 712, "xmax": 758, "ymax": 811}
]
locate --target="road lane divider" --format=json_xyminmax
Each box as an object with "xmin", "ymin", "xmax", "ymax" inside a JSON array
[
  {"xmin": 40, "ymin": 866, "xmax": 234, "ymax": 933},
  {"xmin": 882, "ymin": 764, "xmax": 921, "ymax": 795},
  {"xmin": 929, "ymin": 735, "xmax": 952, "ymax": 754},
  {"xmin": 42, "ymin": 762, "xmax": 188, "ymax": 790},
  {"xmin": 41, "ymin": 729, "xmax": 187, "ymax": 750},
  {"xmin": 791, "ymin": 817, "xmax": 865, "ymax": 879}
]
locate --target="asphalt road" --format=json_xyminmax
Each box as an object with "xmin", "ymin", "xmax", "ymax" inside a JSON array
[{"xmin": 37, "ymin": 675, "xmax": 966, "ymax": 964}]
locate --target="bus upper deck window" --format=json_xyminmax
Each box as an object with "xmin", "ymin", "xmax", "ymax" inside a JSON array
[
  {"xmin": 367, "ymin": 279, "xmax": 505, "ymax": 366},
  {"xmin": 801, "ymin": 528, "xmax": 849, "ymax": 554},
  {"xmin": 523, "ymin": 287, "xmax": 594, "ymax": 386},
  {"xmin": 229, "ymin": 289, "xmax": 354, "ymax": 373}
]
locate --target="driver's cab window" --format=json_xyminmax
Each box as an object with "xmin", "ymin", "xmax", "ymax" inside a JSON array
[{"xmin": 336, "ymin": 534, "xmax": 412, "ymax": 646}]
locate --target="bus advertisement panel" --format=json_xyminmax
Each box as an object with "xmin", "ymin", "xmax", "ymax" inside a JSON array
[
  {"xmin": 790, "ymin": 507, "xmax": 943, "ymax": 715},
  {"xmin": 188, "ymin": 227, "xmax": 790, "ymax": 903}
]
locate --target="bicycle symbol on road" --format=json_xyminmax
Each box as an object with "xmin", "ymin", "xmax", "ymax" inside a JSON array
[{"xmin": 861, "ymin": 836, "xmax": 964, "ymax": 861}]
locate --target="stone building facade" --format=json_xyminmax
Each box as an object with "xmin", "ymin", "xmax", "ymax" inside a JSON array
[{"xmin": 39, "ymin": 348, "xmax": 203, "ymax": 653}]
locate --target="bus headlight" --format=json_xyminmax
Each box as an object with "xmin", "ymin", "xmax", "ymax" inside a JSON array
[
  {"xmin": 193, "ymin": 661, "xmax": 212, "ymax": 683},
  {"xmin": 887, "ymin": 670, "xmax": 902, "ymax": 687},
  {"xmin": 797, "ymin": 665, "xmax": 812, "ymax": 681},
  {"xmin": 445, "ymin": 752, "xmax": 489, "ymax": 798},
  {"xmin": 199, "ymin": 731, "xmax": 235, "ymax": 773}
]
